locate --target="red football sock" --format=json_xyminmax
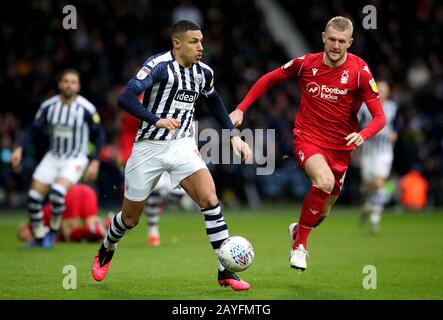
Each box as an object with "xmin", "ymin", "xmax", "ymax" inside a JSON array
[{"xmin": 294, "ymin": 186, "xmax": 330, "ymax": 249}]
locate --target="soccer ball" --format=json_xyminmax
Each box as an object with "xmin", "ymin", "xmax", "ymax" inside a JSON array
[{"xmin": 218, "ymin": 236, "xmax": 254, "ymax": 272}]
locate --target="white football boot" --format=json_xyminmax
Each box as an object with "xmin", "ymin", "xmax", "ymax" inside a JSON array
[{"xmin": 288, "ymin": 223, "xmax": 308, "ymax": 271}]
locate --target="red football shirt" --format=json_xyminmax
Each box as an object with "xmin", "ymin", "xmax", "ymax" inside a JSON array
[{"xmin": 238, "ymin": 52, "xmax": 385, "ymax": 150}]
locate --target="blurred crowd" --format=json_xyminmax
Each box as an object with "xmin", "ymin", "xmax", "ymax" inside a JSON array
[{"xmin": 1, "ymin": 0, "xmax": 442, "ymax": 208}]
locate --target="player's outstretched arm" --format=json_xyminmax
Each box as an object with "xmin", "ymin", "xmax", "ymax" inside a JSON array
[
  {"xmin": 358, "ymin": 66, "xmax": 387, "ymax": 141},
  {"xmin": 236, "ymin": 67, "xmax": 293, "ymax": 114}
]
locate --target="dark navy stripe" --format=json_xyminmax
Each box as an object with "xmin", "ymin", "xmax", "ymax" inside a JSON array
[
  {"xmin": 47, "ymin": 102, "xmax": 56, "ymax": 123},
  {"xmin": 57, "ymin": 103, "xmax": 64, "ymax": 123},
  {"xmin": 147, "ymin": 212, "xmax": 160, "ymax": 217},
  {"xmin": 201, "ymin": 66, "xmax": 212, "ymax": 92},
  {"xmin": 136, "ymin": 85, "xmax": 154, "ymax": 137},
  {"xmin": 204, "ymin": 212, "xmax": 223, "ymax": 222},
  {"xmin": 68, "ymin": 104, "xmax": 80, "ymax": 158},
  {"xmin": 206, "ymin": 224, "xmax": 228, "ymax": 235},
  {"xmin": 159, "ymin": 107, "xmax": 181, "ymax": 140},
  {"xmin": 181, "ymin": 109, "xmax": 194, "ymax": 138},
  {"xmin": 189, "ymin": 67, "xmax": 197, "ymax": 92},
  {"xmin": 64, "ymin": 103, "xmax": 72, "ymax": 125},
  {"xmin": 179, "ymin": 65, "xmax": 187, "ymax": 89},
  {"xmin": 211, "ymin": 239, "xmax": 226, "ymax": 249},
  {"xmin": 139, "ymin": 79, "xmax": 170, "ymax": 140},
  {"xmin": 196, "ymin": 65, "xmax": 204, "ymax": 92},
  {"xmin": 28, "ymin": 196, "xmax": 43, "ymax": 204},
  {"xmin": 109, "ymin": 228, "xmax": 121, "ymax": 239},
  {"xmin": 55, "ymin": 137, "xmax": 61, "ymax": 157},
  {"xmin": 63, "ymin": 138, "xmax": 68, "ymax": 155},
  {"xmin": 74, "ymin": 123, "xmax": 85, "ymax": 158},
  {"xmin": 112, "ymin": 216, "xmax": 126, "ymax": 233},
  {"xmin": 106, "ymin": 236, "xmax": 118, "ymax": 244},
  {"xmin": 49, "ymin": 102, "xmax": 59, "ymax": 124},
  {"xmin": 146, "ymin": 62, "xmax": 179, "ymax": 140}
]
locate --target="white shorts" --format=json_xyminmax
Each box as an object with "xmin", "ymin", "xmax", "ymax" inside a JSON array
[
  {"xmin": 361, "ymin": 152, "xmax": 393, "ymax": 182},
  {"xmin": 33, "ymin": 153, "xmax": 89, "ymax": 185},
  {"xmin": 152, "ymin": 172, "xmax": 185, "ymax": 195},
  {"xmin": 124, "ymin": 137, "xmax": 206, "ymax": 202}
]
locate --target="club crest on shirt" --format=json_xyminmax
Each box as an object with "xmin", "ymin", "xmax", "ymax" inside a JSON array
[
  {"xmin": 340, "ymin": 70, "xmax": 349, "ymax": 84},
  {"xmin": 195, "ymin": 74, "xmax": 203, "ymax": 86},
  {"xmin": 298, "ymin": 150, "xmax": 305, "ymax": 162}
]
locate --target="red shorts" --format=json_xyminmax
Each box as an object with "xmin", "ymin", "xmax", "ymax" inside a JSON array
[{"xmin": 294, "ymin": 141, "xmax": 351, "ymax": 195}]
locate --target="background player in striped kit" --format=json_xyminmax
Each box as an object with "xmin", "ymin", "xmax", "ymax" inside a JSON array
[
  {"xmin": 91, "ymin": 20, "xmax": 252, "ymax": 291},
  {"xmin": 11, "ymin": 69, "xmax": 104, "ymax": 248},
  {"xmin": 358, "ymin": 80, "xmax": 398, "ymax": 234},
  {"xmin": 17, "ymin": 184, "xmax": 105, "ymax": 244}
]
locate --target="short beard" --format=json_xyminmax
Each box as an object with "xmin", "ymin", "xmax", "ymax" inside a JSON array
[{"xmin": 61, "ymin": 92, "xmax": 76, "ymax": 100}]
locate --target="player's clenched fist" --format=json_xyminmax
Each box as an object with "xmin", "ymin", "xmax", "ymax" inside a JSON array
[
  {"xmin": 155, "ymin": 118, "xmax": 181, "ymax": 131},
  {"xmin": 345, "ymin": 132, "xmax": 365, "ymax": 147},
  {"xmin": 229, "ymin": 109, "xmax": 244, "ymax": 127},
  {"xmin": 231, "ymin": 136, "xmax": 252, "ymax": 162}
]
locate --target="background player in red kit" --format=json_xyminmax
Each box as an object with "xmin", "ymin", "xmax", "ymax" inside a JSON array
[
  {"xmin": 18, "ymin": 184, "xmax": 105, "ymax": 244},
  {"xmin": 230, "ymin": 16, "xmax": 386, "ymax": 271}
]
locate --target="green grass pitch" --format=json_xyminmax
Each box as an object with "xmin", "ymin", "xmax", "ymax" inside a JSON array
[{"xmin": 1, "ymin": 206, "xmax": 442, "ymax": 300}]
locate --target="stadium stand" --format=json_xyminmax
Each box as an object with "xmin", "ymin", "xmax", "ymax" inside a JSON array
[{"xmin": 1, "ymin": 0, "xmax": 442, "ymax": 208}]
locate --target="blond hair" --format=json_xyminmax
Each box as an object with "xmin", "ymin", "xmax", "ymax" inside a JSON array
[{"xmin": 325, "ymin": 16, "xmax": 353, "ymax": 36}]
